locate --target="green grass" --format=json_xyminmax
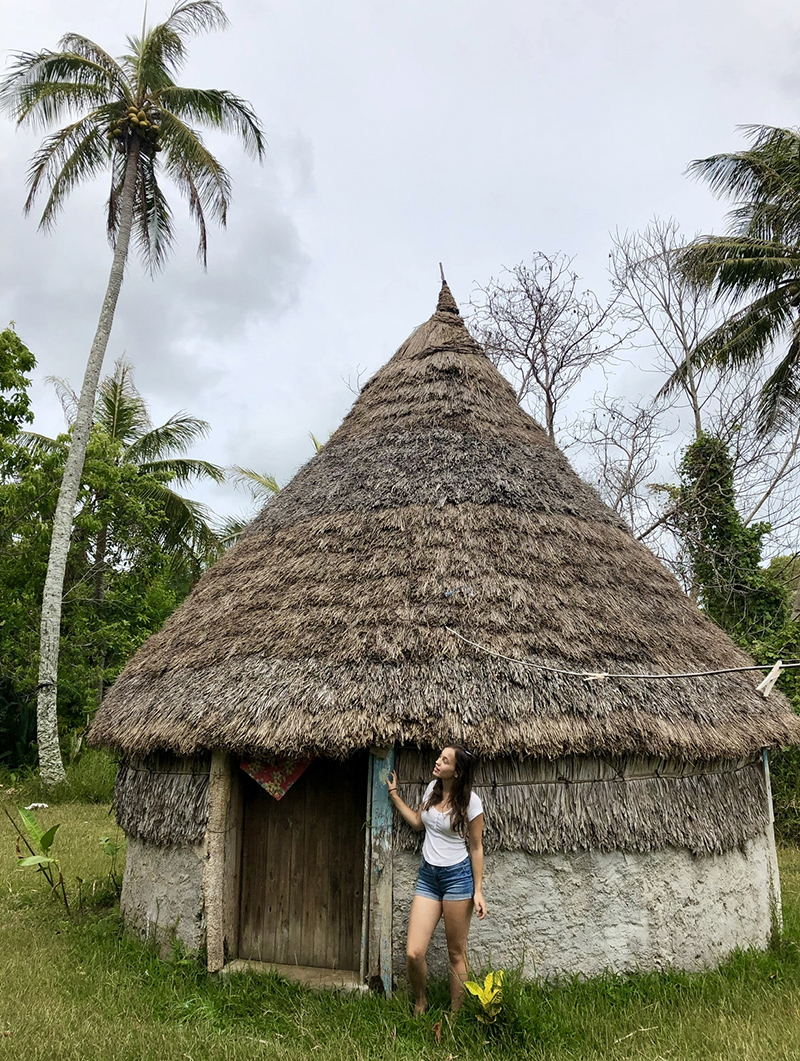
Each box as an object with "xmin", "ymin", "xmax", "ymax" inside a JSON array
[
  {"xmin": 3, "ymin": 803, "xmax": 800, "ymax": 1060},
  {"xmin": 0, "ymin": 748, "xmax": 117, "ymax": 805}
]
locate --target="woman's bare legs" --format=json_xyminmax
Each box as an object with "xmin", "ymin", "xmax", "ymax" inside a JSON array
[
  {"xmin": 443, "ymin": 898, "xmax": 474, "ymax": 1011},
  {"xmin": 406, "ymin": 895, "xmax": 442, "ymax": 1015}
]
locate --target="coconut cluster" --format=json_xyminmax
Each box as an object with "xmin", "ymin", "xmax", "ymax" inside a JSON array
[{"xmin": 108, "ymin": 102, "xmax": 162, "ymax": 156}]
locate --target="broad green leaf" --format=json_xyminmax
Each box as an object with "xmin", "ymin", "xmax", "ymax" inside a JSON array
[
  {"xmin": 39, "ymin": 824, "xmax": 60, "ymax": 855},
  {"xmin": 18, "ymin": 855, "xmax": 55, "ymax": 867},
  {"xmin": 18, "ymin": 807, "xmax": 44, "ymax": 848},
  {"xmin": 99, "ymin": 836, "xmax": 122, "ymax": 857}
]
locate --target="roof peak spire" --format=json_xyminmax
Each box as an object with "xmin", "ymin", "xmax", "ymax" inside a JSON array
[{"xmin": 436, "ymin": 264, "xmax": 460, "ymax": 315}]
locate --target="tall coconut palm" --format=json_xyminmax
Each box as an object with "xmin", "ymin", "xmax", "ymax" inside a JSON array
[
  {"xmin": 675, "ymin": 125, "xmax": 800, "ymax": 433},
  {"xmin": 0, "ymin": 0, "xmax": 264, "ymax": 782}
]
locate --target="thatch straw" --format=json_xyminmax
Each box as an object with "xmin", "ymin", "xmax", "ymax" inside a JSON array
[
  {"xmin": 90, "ymin": 283, "xmax": 800, "ymax": 765},
  {"xmin": 394, "ymin": 748, "xmax": 769, "ymax": 856},
  {"xmin": 114, "ymin": 754, "xmax": 210, "ymax": 846}
]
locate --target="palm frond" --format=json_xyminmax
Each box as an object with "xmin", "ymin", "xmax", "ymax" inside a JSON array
[
  {"xmin": 129, "ymin": 1, "xmax": 228, "ymax": 86},
  {"xmin": 24, "ymin": 116, "xmax": 110, "ymax": 226},
  {"xmin": 688, "ymin": 127, "xmax": 800, "ymax": 245},
  {"xmin": 680, "ymin": 236, "xmax": 800, "ymax": 300},
  {"xmin": 106, "ymin": 144, "xmax": 128, "ymax": 245},
  {"xmin": 44, "ymin": 374, "xmax": 79, "ymax": 423},
  {"xmin": 56, "ymin": 34, "xmax": 127, "ymax": 89},
  {"xmin": 756, "ymin": 326, "xmax": 800, "ymax": 433},
  {"xmin": 135, "ymin": 477, "xmax": 222, "ymax": 556},
  {"xmin": 125, "ymin": 413, "xmax": 211, "ymax": 463},
  {"xmin": 660, "ymin": 285, "xmax": 797, "ymax": 399},
  {"xmin": 163, "ymin": 0, "xmax": 230, "ymax": 37},
  {"xmin": 158, "ymin": 109, "xmax": 232, "ymax": 262},
  {"xmin": 17, "ymin": 430, "xmax": 63, "ymax": 456},
  {"xmin": 0, "ymin": 51, "xmax": 123, "ymax": 127},
  {"xmin": 159, "ymin": 87, "xmax": 265, "ymax": 158},
  {"xmin": 131, "ymin": 148, "xmax": 174, "ymax": 271},
  {"xmin": 231, "ymin": 465, "xmax": 281, "ymax": 497},
  {"xmin": 215, "ymin": 513, "xmax": 249, "ymax": 547},
  {"xmin": 95, "ymin": 360, "xmax": 151, "ymax": 443},
  {"xmin": 693, "ymin": 285, "xmax": 796, "ymax": 367},
  {"xmin": 137, "ymin": 456, "xmax": 226, "ymax": 485}
]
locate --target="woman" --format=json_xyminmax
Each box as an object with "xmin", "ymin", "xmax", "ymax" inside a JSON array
[{"xmin": 387, "ymin": 746, "xmax": 486, "ymax": 1014}]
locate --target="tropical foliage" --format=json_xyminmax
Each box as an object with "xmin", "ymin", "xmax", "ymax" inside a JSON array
[
  {"xmin": 0, "ymin": 353, "xmax": 222, "ymax": 768},
  {"xmin": 674, "ymin": 433, "xmax": 789, "ymax": 641},
  {"xmin": 0, "ymin": 0, "xmax": 265, "ymax": 782},
  {"xmin": 678, "ymin": 125, "xmax": 800, "ymax": 432}
]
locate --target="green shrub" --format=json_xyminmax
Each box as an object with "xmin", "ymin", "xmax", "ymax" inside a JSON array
[{"xmin": 770, "ymin": 745, "xmax": 800, "ymax": 846}]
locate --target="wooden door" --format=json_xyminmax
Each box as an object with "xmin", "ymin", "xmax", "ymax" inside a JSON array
[{"xmin": 238, "ymin": 754, "xmax": 367, "ymax": 970}]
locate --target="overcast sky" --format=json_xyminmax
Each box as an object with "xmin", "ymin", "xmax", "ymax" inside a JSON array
[{"xmin": 2, "ymin": 0, "xmax": 800, "ymax": 524}]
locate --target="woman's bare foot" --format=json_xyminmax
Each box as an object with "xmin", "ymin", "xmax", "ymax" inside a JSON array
[{"xmin": 413, "ymin": 997, "xmax": 427, "ymax": 1017}]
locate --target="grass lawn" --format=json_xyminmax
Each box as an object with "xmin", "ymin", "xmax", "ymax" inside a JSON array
[{"xmin": 3, "ymin": 801, "xmax": 800, "ymax": 1060}]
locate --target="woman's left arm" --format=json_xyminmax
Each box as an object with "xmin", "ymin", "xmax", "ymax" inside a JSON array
[{"xmin": 469, "ymin": 813, "xmax": 486, "ymax": 920}]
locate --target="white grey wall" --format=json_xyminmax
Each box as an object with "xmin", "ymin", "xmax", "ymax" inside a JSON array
[
  {"xmin": 120, "ymin": 839, "xmax": 206, "ymax": 956},
  {"xmin": 392, "ymin": 833, "xmax": 779, "ymax": 983}
]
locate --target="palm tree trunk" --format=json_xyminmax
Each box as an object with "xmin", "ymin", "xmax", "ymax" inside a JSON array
[
  {"xmin": 36, "ymin": 145, "xmax": 139, "ymax": 785},
  {"xmin": 93, "ymin": 519, "xmax": 108, "ymax": 704}
]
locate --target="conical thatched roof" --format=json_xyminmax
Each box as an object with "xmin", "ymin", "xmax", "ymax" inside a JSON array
[{"xmin": 90, "ymin": 283, "xmax": 800, "ymax": 761}]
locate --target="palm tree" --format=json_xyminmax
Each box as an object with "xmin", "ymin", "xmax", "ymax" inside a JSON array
[
  {"xmin": 0, "ymin": 0, "xmax": 265, "ymax": 782},
  {"xmin": 676, "ymin": 125, "xmax": 800, "ymax": 433},
  {"xmin": 26, "ymin": 360, "xmax": 225, "ymax": 700},
  {"xmin": 31, "ymin": 359, "xmax": 225, "ymax": 581}
]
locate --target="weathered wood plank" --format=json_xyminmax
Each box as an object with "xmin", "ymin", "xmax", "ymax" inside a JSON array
[
  {"xmin": 367, "ymin": 746, "xmax": 394, "ymax": 996},
  {"xmin": 204, "ymin": 750, "xmax": 231, "ymax": 973},
  {"xmin": 222, "ymin": 762, "xmax": 243, "ymax": 965},
  {"xmin": 287, "ymin": 777, "xmax": 307, "ymax": 964}
]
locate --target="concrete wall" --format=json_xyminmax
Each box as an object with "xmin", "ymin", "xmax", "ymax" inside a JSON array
[
  {"xmin": 392, "ymin": 831, "xmax": 779, "ymax": 982},
  {"xmin": 120, "ymin": 839, "xmax": 206, "ymax": 956}
]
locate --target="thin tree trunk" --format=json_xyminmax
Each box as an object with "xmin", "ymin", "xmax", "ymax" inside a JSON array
[
  {"xmin": 93, "ymin": 520, "xmax": 108, "ymax": 704},
  {"xmin": 36, "ymin": 146, "xmax": 139, "ymax": 785}
]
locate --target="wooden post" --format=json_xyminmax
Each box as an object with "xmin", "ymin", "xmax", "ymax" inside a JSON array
[
  {"xmin": 762, "ymin": 748, "xmax": 783, "ymax": 930},
  {"xmin": 359, "ymin": 755, "xmax": 374, "ymax": 984},
  {"xmin": 367, "ymin": 746, "xmax": 394, "ymax": 995},
  {"xmin": 204, "ymin": 750, "xmax": 232, "ymax": 973}
]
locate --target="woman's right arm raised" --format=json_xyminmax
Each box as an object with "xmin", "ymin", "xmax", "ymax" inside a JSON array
[{"xmin": 386, "ymin": 770, "xmax": 424, "ymax": 831}]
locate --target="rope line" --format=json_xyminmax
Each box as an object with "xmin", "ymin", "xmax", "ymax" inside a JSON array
[
  {"xmin": 394, "ymin": 759, "xmax": 760, "ymax": 790},
  {"xmin": 446, "ymin": 628, "xmax": 800, "ymax": 683}
]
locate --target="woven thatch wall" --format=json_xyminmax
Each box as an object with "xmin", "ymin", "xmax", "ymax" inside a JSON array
[
  {"xmin": 90, "ymin": 283, "xmax": 800, "ymax": 769},
  {"xmin": 393, "ymin": 748, "xmax": 769, "ymax": 857},
  {"xmin": 114, "ymin": 754, "xmax": 210, "ymax": 846}
]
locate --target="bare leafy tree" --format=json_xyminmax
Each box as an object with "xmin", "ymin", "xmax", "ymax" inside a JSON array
[
  {"xmin": 468, "ymin": 253, "xmax": 628, "ymax": 441},
  {"xmin": 609, "ymin": 218, "xmax": 724, "ymax": 439},
  {"xmin": 567, "ymin": 393, "xmax": 670, "ymax": 538}
]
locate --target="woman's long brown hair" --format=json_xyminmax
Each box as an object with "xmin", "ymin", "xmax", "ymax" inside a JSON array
[{"xmin": 423, "ymin": 746, "xmax": 476, "ymax": 838}]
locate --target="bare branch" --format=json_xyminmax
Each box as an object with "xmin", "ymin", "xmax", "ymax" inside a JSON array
[{"xmin": 468, "ymin": 252, "xmax": 630, "ymax": 441}]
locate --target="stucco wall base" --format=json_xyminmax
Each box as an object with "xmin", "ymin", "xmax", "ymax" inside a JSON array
[
  {"xmin": 393, "ymin": 834, "xmax": 778, "ymax": 983},
  {"xmin": 120, "ymin": 838, "xmax": 206, "ymax": 958}
]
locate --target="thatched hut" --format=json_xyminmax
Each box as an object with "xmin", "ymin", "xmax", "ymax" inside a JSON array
[{"xmin": 90, "ymin": 282, "xmax": 800, "ymax": 989}]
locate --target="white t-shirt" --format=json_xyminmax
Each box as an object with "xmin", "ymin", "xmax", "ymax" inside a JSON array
[{"xmin": 420, "ymin": 781, "xmax": 484, "ymax": 867}]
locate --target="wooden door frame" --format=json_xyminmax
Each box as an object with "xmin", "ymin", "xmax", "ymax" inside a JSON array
[{"xmin": 204, "ymin": 747, "xmax": 394, "ymax": 997}]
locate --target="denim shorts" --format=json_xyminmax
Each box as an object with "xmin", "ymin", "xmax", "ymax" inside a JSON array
[{"xmin": 415, "ymin": 856, "xmax": 474, "ymax": 902}]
